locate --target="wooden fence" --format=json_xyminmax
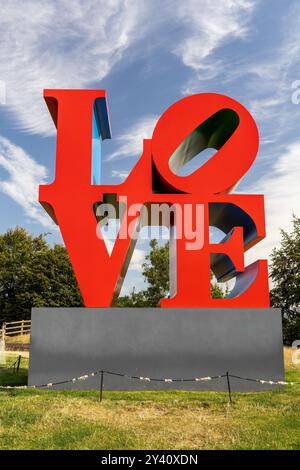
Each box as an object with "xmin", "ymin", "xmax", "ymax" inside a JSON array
[{"xmin": 0, "ymin": 320, "xmax": 31, "ymax": 341}]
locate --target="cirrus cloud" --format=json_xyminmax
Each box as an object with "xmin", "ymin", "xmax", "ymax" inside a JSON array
[
  {"xmin": 0, "ymin": 136, "xmax": 52, "ymax": 226},
  {"xmin": 0, "ymin": 0, "xmax": 143, "ymax": 135}
]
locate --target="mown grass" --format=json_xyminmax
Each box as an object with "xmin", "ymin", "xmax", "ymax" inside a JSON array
[{"xmin": 0, "ymin": 350, "xmax": 299, "ymax": 450}]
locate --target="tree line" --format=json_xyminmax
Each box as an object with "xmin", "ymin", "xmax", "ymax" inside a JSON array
[{"xmin": 0, "ymin": 217, "xmax": 299, "ymax": 344}]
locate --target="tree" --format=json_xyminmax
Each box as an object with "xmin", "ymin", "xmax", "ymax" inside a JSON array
[
  {"xmin": 270, "ymin": 215, "xmax": 300, "ymax": 344},
  {"xmin": 0, "ymin": 227, "xmax": 83, "ymax": 324},
  {"xmin": 118, "ymin": 239, "xmax": 223, "ymax": 307}
]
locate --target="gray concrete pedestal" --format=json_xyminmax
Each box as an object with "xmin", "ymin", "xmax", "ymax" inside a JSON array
[{"xmin": 29, "ymin": 308, "xmax": 284, "ymax": 391}]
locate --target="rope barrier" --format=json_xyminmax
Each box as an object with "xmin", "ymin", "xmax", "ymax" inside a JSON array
[
  {"xmin": 228, "ymin": 373, "xmax": 300, "ymax": 386},
  {"xmin": 0, "ymin": 364, "xmax": 299, "ymax": 390}
]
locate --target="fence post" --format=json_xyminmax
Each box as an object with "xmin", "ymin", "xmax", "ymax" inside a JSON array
[
  {"xmin": 21, "ymin": 320, "xmax": 24, "ymax": 338},
  {"xmin": 2, "ymin": 323, "xmax": 6, "ymax": 348},
  {"xmin": 99, "ymin": 370, "xmax": 104, "ymax": 402},
  {"xmin": 0, "ymin": 323, "xmax": 5, "ymax": 356},
  {"xmin": 226, "ymin": 372, "xmax": 232, "ymax": 404},
  {"xmin": 16, "ymin": 355, "xmax": 22, "ymax": 374}
]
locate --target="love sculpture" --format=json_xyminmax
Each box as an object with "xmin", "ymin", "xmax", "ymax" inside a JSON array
[
  {"xmin": 39, "ymin": 90, "xmax": 269, "ymax": 308},
  {"xmin": 29, "ymin": 90, "xmax": 284, "ymax": 392}
]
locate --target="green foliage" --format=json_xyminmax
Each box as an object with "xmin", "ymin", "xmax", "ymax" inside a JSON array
[
  {"xmin": 270, "ymin": 215, "xmax": 300, "ymax": 344},
  {"xmin": 211, "ymin": 274, "xmax": 224, "ymax": 299},
  {"xmin": 118, "ymin": 240, "xmax": 168, "ymax": 307},
  {"xmin": 142, "ymin": 239, "xmax": 170, "ymax": 305},
  {"xmin": 118, "ymin": 239, "xmax": 223, "ymax": 307},
  {"xmin": 0, "ymin": 227, "xmax": 83, "ymax": 323}
]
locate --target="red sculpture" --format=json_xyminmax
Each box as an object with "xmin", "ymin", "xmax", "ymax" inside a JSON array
[{"xmin": 39, "ymin": 90, "xmax": 269, "ymax": 308}]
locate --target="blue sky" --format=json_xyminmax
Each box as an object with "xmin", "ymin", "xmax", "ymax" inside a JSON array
[{"xmin": 0, "ymin": 0, "xmax": 299, "ymax": 294}]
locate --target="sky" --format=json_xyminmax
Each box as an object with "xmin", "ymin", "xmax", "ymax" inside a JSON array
[{"xmin": 0, "ymin": 0, "xmax": 299, "ymax": 295}]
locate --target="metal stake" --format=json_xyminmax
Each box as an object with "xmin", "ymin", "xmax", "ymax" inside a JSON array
[
  {"xmin": 16, "ymin": 355, "xmax": 21, "ymax": 374},
  {"xmin": 99, "ymin": 370, "xmax": 104, "ymax": 402},
  {"xmin": 226, "ymin": 371, "xmax": 232, "ymax": 404}
]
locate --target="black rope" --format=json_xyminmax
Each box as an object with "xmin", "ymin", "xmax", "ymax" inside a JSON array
[
  {"xmin": 0, "ymin": 366, "xmax": 299, "ymax": 389},
  {"xmin": 103, "ymin": 370, "xmax": 226, "ymax": 383}
]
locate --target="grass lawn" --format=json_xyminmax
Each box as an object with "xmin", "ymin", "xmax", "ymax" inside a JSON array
[{"xmin": 0, "ymin": 349, "xmax": 299, "ymax": 450}]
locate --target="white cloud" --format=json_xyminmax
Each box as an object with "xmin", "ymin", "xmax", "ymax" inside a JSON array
[
  {"xmin": 0, "ymin": 0, "xmax": 258, "ymax": 136},
  {"xmin": 174, "ymin": 0, "xmax": 256, "ymax": 83},
  {"xmin": 106, "ymin": 114, "xmax": 159, "ymax": 160},
  {"xmin": 176, "ymin": 0, "xmax": 300, "ymax": 132},
  {"xmin": 223, "ymin": 2, "xmax": 300, "ymax": 125},
  {"xmin": 0, "ymin": 136, "xmax": 53, "ymax": 226},
  {"xmin": 0, "ymin": 0, "xmax": 143, "ymax": 135},
  {"xmin": 111, "ymin": 170, "xmax": 130, "ymax": 180}
]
